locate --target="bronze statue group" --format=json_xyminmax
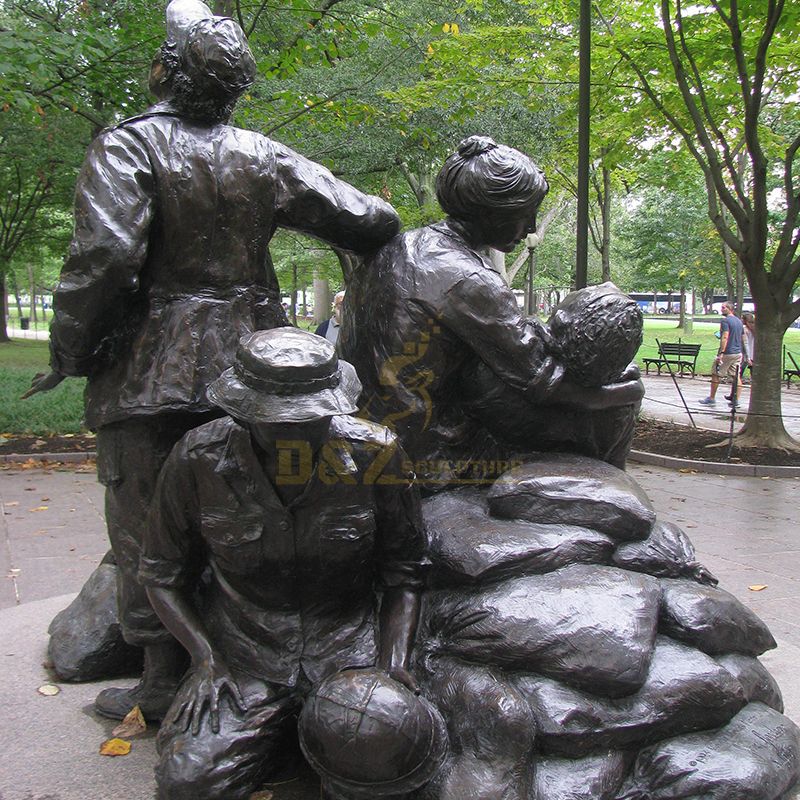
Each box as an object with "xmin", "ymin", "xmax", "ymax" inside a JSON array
[{"xmin": 31, "ymin": 2, "xmax": 800, "ymax": 798}]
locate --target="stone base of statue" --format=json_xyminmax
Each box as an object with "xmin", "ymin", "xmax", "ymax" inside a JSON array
[{"xmin": 47, "ymin": 552, "xmax": 143, "ymax": 682}]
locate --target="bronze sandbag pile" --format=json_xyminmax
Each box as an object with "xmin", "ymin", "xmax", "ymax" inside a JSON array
[{"xmin": 416, "ymin": 454, "xmax": 800, "ymax": 800}]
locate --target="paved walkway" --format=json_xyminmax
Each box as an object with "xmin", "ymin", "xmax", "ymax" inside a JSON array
[{"xmin": 639, "ymin": 372, "xmax": 800, "ymax": 438}]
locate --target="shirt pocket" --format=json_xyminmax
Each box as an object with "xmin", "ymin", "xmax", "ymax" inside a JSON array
[
  {"xmin": 201, "ymin": 506, "xmax": 263, "ymax": 575},
  {"xmin": 317, "ymin": 507, "xmax": 377, "ymax": 574},
  {"xmin": 320, "ymin": 507, "xmax": 377, "ymax": 542}
]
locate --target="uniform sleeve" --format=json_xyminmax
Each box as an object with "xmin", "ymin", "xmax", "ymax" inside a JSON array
[
  {"xmin": 439, "ymin": 267, "xmax": 565, "ymax": 402},
  {"xmin": 138, "ymin": 439, "xmax": 202, "ymax": 590},
  {"xmin": 49, "ymin": 127, "xmax": 155, "ymax": 376},
  {"xmin": 371, "ymin": 437, "xmax": 429, "ymax": 591},
  {"xmin": 273, "ymin": 142, "xmax": 400, "ymax": 253}
]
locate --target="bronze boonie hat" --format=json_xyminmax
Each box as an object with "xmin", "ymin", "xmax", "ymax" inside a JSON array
[{"xmin": 207, "ymin": 328, "xmax": 362, "ymax": 423}]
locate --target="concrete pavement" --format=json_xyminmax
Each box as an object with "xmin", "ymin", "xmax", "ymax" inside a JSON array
[
  {"xmin": 1, "ymin": 451, "xmax": 799, "ymax": 798},
  {"xmin": 639, "ymin": 371, "xmax": 800, "ymax": 439}
]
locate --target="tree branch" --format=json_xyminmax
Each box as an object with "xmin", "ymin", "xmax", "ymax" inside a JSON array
[
  {"xmin": 709, "ymin": 0, "xmax": 751, "ymax": 104},
  {"xmin": 674, "ymin": 0, "xmax": 742, "ymax": 200},
  {"xmin": 243, "ymin": 0, "xmax": 270, "ymax": 37},
  {"xmin": 658, "ymin": 0, "xmax": 751, "ymax": 226},
  {"xmin": 264, "ymin": 45, "xmax": 411, "ymax": 135},
  {"xmin": 773, "ymin": 133, "xmax": 800, "ymax": 290},
  {"xmin": 283, "ymin": 0, "xmax": 346, "ymax": 54}
]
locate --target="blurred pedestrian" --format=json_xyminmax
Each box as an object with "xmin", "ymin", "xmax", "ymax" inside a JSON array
[
  {"xmin": 315, "ymin": 290, "xmax": 345, "ymax": 345},
  {"xmin": 741, "ymin": 311, "xmax": 755, "ymax": 382}
]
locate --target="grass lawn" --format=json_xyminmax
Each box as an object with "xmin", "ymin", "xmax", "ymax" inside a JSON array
[{"xmin": 0, "ymin": 339, "xmax": 86, "ymax": 435}]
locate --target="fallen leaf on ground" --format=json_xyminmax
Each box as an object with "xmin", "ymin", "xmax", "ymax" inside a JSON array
[
  {"xmin": 99, "ymin": 738, "xmax": 131, "ymax": 757},
  {"xmin": 112, "ymin": 705, "xmax": 146, "ymax": 738},
  {"xmin": 28, "ymin": 506, "xmax": 48, "ymax": 512},
  {"xmin": 248, "ymin": 792, "xmax": 274, "ymax": 800},
  {"xmin": 38, "ymin": 684, "xmax": 60, "ymax": 696},
  {"xmin": 748, "ymin": 584, "xmax": 768, "ymax": 591},
  {"xmin": 40, "ymin": 496, "xmax": 50, "ymax": 501},
  {"xmin": 4, "ymin": 501, "xmax": 18, "ymax": 507}
]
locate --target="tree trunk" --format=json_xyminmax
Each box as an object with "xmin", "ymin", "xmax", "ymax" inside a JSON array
[
  {"xmin": 313, "ymin": 277, "xmax": 331, "ymax": 326},
  {"xmin": 678, "ymin": 282, "xmax": 686, "ymax": 329},
  {"xmin": 290, "ymin": 264, "xmax": 298, "ymax": 325},
  {"xmin": 701, "ymin": 287, "xmax": 714, "ymax": 314},
  {"xmin": 28, "ymin": 264, "xmax": 37, "ymax": 325},
  {"xmin": 601, "ymin": 165, "xmax": 611, "ymax": 283},
  {"xmin": 735, "ymin": 257, "xmax": 745, "ymax": 314},
  {"xmin": 396, "ymin": 159, "xmax": 436, "ymax": 208},
  {"xmin": 334, "ymin": 249, "xmax": 363, "ymax": 284},
  {"xmin": 0, "ymin": 271, "xmax": 9, "ymax": 343},
  {"xmin": 213, "ymin": 0, "xmax": 235, "ymax": 15},
  {"xmin": 9, "ymin": 272, "xmax": 23, "ymax": 320},
  {"xmin": 486, "ymin": 248, "xmax": 508, "ymax": 284},
  {"xmin": 737, "ymin": 303, "xmax": 798, "ymax": 449}
]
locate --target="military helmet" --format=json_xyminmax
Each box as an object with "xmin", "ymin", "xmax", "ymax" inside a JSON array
[{"xmin": 298, "ymin": 668, "xmax": 449, "ymax": 797}]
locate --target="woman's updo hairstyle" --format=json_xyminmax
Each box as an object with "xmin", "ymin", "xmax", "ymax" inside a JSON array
[{"xmin": 435, "ymin": 136, "xmax": 549, "ymax": 223}]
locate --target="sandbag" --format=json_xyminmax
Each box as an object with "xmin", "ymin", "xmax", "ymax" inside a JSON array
[
  {"xmin": 514, "ymin": 637, "xmax": 746, "ymax": 757},
  {"xmin": 717, "ymin": 653, "xmax": 783, "ymax": 712},
  {"xmin": 659, "ymin": 578, "xmax": 776, "ymax": 656},
  {"xmin": 47, "ymin": 561, "xmax": 143, "ymax": 682},
  {"xmin": 487, "ymin": 456, "xmax": 655, "ymax": 541},
  {"xmin": 531, "ymin": 751, "xmax": 632, "ymax": 800},
  {"xmin": 612, "ymin": 520, "xmax": 717, "ymax": 585},
  {"xmin": 617, "ymin": 702, "xmax": 800, "ymax": 800},
  {"xmin": 423, "ymin": 565, "xmax": 660, "ymax": 697},
  {"xmin": 423, "ymin": 488, "xmax": 614, "ymax": 587},
  {"xmin": 418, "ymin": 656, "xmax": 535, "ymax": 800}
]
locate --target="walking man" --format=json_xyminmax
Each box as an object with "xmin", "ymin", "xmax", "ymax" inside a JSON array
[{"xmin": 700, "ymin": 301, "xmax": 744, "ymax": 408}]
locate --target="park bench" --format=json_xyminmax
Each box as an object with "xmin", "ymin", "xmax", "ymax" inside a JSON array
[
  {"xmin": 641, "ymin": 341, "xmax": 702, "ymax": 377},
  {"xmin": 784, "ymin": 348, "xmax": 800, "ymax": 387}
]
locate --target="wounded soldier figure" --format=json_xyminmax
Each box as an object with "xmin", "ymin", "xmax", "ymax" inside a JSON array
[{"xmin": 137, "ymin": 328, "xmax": 433, "ymax": 799}]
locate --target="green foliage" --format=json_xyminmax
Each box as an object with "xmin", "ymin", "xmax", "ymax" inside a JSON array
[{"xmin": 618, "ymin": 172, "xmax": 726, "ymax": 293}]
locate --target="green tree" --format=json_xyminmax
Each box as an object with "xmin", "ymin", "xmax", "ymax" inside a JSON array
[
  {"xmin": 599, "ymin": 0, "xmax": 800, "ymax": 448},
  {"xmin": 620, "ymin": 181, "xmax": 727, "ymax": 322}
]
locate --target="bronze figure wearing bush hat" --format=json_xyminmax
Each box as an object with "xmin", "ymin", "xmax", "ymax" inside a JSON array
[{"xmin": 138, "ymin": 329, "xmax": 430, "ymax": 799}]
